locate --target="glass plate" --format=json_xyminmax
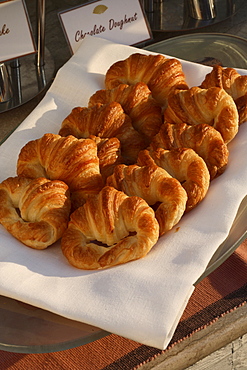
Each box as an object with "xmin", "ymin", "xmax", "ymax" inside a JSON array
[
  {"xmin": 0, "ymin": 296, "xmax": 109, "ymax": 353},
  {"xmin": 0, "ymin": 35, "xmax": 247, "ymax": 353},
  {"xmin": 144, "ymin": 33, "xmax": 247, "ymax": 69}
]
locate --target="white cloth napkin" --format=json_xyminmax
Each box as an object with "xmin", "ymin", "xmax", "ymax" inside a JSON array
[{"xmin": 0, "ymin": 36, "xmax": 247, "ymax": 350}]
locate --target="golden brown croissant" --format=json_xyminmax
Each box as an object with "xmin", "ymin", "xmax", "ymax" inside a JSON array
[
  {"xmin": 151, "ymin": 122, "xmax": 229, "ymax": 179},
  {"xmin": 17, "ymin": 133, "xmax": 103, "ymax": 208},
  {"xmin": 105, "ymin": 53, "xmax": 189, "ymax": 108},
  {"xmin": 59, "ymin": 102, "xmax": 147, "ymax": 164},
  {"xmin": 0, "ymin": 177, "xmax": 71, "ymax": 249},
  {"xmin": 200, "ymin": 65, "xmax": 247, "ymax": 100},
  {"xmin": 61, "ymin": 186, "xmax": 159, "ymax": 269},
  {"xmin": 137, "ymin": 148, "xmax": 210, "ymax": 212},
  {"xmin": 200, "ymin": 65, "xmax": 247, "ymax": 125},
  {"xmin": 89, "ymin": 135, "xmax": 123, "ymax": 183},
  {"xmin": 88, "ymin": 82, "xmax": 163, "ymax": 140},
  {"xmin": 106, "ymin": 163, "xmax": 187, "ymax": 236},
  {"xmin": 164, "ymin": 86, "xmax": 239, "ymax": 144}
]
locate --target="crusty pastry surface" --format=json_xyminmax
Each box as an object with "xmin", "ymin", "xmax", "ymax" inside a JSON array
[
  {"xmin": 200, "ymin": 65, "xmax": 247, "ymax": 125},
  {"xmin": 61, "ymin": 186, "xmax": 159, "ymax": 269},
  {"xmin": 137, "ymin": 148, "xmax": 210, "ymax": 212},
  {"xmin": 89, "ymin": 135, "xmax": 123, "ymax": 183},
  {"xmin": 104, "ymin": 53, "xmax": 189, "ymax": 108},
  {"xmin": 0, "ymin": 177, "xmax": 71, "ymax": 249},
  {"xmin": 200, "ymin": 65, "xmax": 247, "ymax": 100},
  {"xmin": 164, "ymin": 86, "xmax": 239, "ymax": 143},
  {"xmin": 88, "ymin": 82, "xmax": 163, "ymax": 140},
  {"xmin": 17, "ymin": 133, "xmax": 103, "ymax": 208},
  {"xmin": 151, "ymin": 122, "xmax": 229, "ymax": 179},
  {"xmin": 107, "ymin": 163, "xmax": 187, "ymax": 236},
  {"xmin": 59, "ymin": 102, "xmax": 147, "ymax": 163},
  {"xmin": 235, "ymin": 93, "xmax": 247, "ymax": 125}
]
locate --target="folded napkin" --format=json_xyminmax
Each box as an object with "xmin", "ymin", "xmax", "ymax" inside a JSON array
[{"xmin": 0, "ymin": 36, "xmax": 247, "ymax": 350}]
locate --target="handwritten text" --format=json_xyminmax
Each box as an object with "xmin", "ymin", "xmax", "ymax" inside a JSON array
[
  {"xmin": 75, "ymin": 24, "xmax": 106, "ymax": 42},
  {"xmin": 0, "ymin": 24, "xmax": 10, "ymax": 36},
  {"xmin": 109, "ymin": 13, "xmax": 138, "ymax": 30},
  {"xmin": 74, "ymin": 12, "xmax": 138, "ymax": 43}
]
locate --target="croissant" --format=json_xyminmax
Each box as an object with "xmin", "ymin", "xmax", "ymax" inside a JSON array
[
  {"xmin": 61, "ymin": 186, "xmax": 159, "ymax": 269},
  {"xmin": 107, "ymin": 163, "xmax": 187, "ymax": 236},
  {"xmin": 151, "ymin": 122, "xmax": 229, "ymax": 179},
  {"xmin": 59, "ymin": 102, "xmax": 147, "ymax": 164},
  {"xmin": 164, "ymin": 86, "xmax": 239, "ymax": 144},
  {"xmin": 137, "ymin": 148, "xmax": 210, "ymax": 212},
  {"xmin": 105, "ymin": 53, "xmax": 189, "ymax": 108},
  {"xmin": 89, "ymin": 135, "xmax": 123, "ymax": 183},
  {"xmin": 200, "ymin": 65, "xmax": 247, "ymax": 100},
  {"xmin": 88, "ymin": 82, "xmax": 163, "ymax": 140},
  {"xmin": 0, "ymin": 177, "xmax": 71, "ymax": 249},
  {"xmin": 200, "ymin": 65, "xmax": 247, "ymax": 125},
  {"xmin": 17, "ymin": 133, "xmax": 103, "ymax": 208}
]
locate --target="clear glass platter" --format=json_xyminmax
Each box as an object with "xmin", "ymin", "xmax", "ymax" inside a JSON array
[
  {"xmin": 144, "ymin": 33, "xmax": 247, "ymax": 69},
  {"xmin": 0, "ymin": 296, "xmax": 109, "ymax": 353},
  {"xmin": 0, "ymin": 34, "xmax": 247, "ymax": 354}
]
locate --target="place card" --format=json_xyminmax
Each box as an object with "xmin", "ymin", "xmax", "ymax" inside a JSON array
[
  {"xmin": 0, "ymin": 0, "xmax": 36, "ymax": 63},
  {"xmin": 59, "ymin": 0, "xmax": 152, "ymax": 54}
]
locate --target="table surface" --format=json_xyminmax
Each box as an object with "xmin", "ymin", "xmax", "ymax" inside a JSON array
[{"xmin": 0, "ymin": 0, "xmax": 247, "ymax": 367}]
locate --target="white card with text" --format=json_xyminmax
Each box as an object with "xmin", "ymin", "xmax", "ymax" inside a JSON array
[
  {"xmin": 59, "ymin": 0, "xmax": 152, "ymax": 54},
  {"xmin": 0, "ymin": 0, "xmax": 36, "ymax": 63}
]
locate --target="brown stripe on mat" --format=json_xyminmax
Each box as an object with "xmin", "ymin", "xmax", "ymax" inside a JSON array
[
  {"xmin": 0, "ymin": 240, "xmax": 246, "ymax": 370},
  {"xmin": 101, "ymin": 287, "xmax": 247, "ymax": 370}
]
